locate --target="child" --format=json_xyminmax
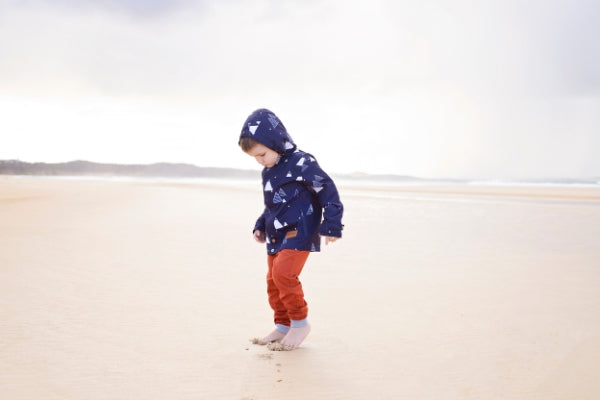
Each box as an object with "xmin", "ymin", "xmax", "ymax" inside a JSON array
[{"xmin": 239, "ymin": 108, "xmax": 344, "ymax": 350}]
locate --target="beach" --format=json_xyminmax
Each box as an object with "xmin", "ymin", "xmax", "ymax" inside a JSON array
[{"xmin": 1, "ymin": 176, "xmax": 599, "ymax": 399}]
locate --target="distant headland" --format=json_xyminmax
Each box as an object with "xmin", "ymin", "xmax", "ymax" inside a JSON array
[
  {"xmin": 0, "ymin": 159, "xmax": 422, "ymax": 182},
  {"xmin": 3, "ymin": 160, "xmax": 596, "ymax": 185},
  {"xmin": 0, "ymin": 159, "xmax": 259, "ymax": 179}
]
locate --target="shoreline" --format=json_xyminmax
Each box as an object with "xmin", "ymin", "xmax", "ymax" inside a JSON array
[{"xmin": 3, "ymin": 175, "xmax": 599, "ymax": 204}]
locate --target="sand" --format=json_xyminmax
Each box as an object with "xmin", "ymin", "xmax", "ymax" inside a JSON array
[{"xmin": 1, "ymin": 176, "xmax": 599, "ymax": 399}]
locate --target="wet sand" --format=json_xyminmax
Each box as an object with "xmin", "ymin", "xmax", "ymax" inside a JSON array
[{"xmin": 1, "ymin": 176, "xmax": 599, "ymax": 399}]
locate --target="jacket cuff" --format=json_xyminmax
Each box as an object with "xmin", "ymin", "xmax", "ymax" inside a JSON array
[
  {"xmin": 319, "ymin": 222, "xmax": 343, "ymax": 238},
  {"xmin": 253, "ymin": 220, "xmax": 265, "ymax": 233}
]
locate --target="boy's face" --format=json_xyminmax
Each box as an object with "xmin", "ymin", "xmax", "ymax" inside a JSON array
[{"xmin": 245, "ymin": 143, "xmax": 280, "ymax": 168}]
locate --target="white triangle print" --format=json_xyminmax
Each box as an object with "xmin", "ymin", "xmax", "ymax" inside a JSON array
[
  {"xmin": 312, "ymin": 186, "xmax": 324, "ymax": 193},
  {"xmin": 248, "ymin": 121, "xmax": 261, "ymax": 135},
  {"xmin": 284, "ymin": 141, "xmax": 294, "ymax": 150},
  {"xmin": 273, "ymin": 219, "xmax": 288, "ymax": 230},
  {"xmin": 286, "ymin": 171, "xmax": 292, "ymax": 177},
  {"xmin": 264, "ymin": 180, "xmax": 273, "ymax": 192},
  {"xmin": 296, "ymin": 158, "xmax": 305, "ymax": 166}
]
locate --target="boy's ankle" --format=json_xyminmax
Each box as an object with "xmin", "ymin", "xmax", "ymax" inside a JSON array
[
  {"xmin": 275, "ymin": 323, "xmax": 290, "ymax": 334},
  {"xmin": 290, "ymin": 318, "xmax": 308, "ymax": 328}
]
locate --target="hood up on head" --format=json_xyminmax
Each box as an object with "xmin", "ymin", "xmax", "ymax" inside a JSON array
[{"xmin": 239, "ymin": 108, "xmax": 296, "ymax": 155}]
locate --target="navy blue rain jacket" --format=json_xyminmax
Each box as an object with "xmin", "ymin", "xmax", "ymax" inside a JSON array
[{"xmin": 239, "ymin": 109, "xmax": 344, "ymax": 255}]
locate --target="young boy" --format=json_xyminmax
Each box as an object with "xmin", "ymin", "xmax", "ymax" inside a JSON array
[{"xmin": 239, "ymin": 108, "xmax": 344, "ymax": 350}]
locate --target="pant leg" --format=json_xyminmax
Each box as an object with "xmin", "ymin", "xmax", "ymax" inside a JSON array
[
  {"xmin": 271, "ymin": 249, "xmax": 310, "ymax": 321},
  {"xmin": 267, "ymin": 254, "xmax": 290, "ymax": 326}
]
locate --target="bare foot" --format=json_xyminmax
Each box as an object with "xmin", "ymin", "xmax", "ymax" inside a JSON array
[
  {"xmin": 251, "ymin": 329, "xmax": 287, "ymax": 345},
  {"xmin": 279, "ymin": 324, "xmax": 311, "ymax": 350}
]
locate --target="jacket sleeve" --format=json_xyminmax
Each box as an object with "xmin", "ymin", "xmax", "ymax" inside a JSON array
[
  {"xmin": 253, "ymin": 208, "xmax": 266, "ymax": 233},
  {"xmin": 301, "ymin": 158, "xmax": 344, "ymax": 237}
]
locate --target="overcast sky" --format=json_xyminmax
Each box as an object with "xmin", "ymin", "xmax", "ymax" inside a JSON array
[{"xmin": 1, "ymin": 0, "xmax": 599, "ymax": 180}]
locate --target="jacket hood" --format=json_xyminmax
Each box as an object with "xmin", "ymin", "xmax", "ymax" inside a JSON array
[{"xmin": 239, "ymin": 108, "xmax": 296, "ymax": 155}]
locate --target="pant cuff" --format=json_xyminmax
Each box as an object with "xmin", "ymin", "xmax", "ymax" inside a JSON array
[
  {"xmin": 275, "ymin": 324, "xmax": 290, "ymax": 334},
  {"xmin": 290, "ymin": 318, "xmax": 308, "ymax": 328}
]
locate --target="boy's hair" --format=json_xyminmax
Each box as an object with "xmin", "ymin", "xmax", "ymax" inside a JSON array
[{"xmin": 239, "ymin": 136, "xmax": 260, "ymax": 152}]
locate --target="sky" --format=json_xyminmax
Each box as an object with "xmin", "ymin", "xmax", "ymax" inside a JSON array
[{"xmin": 1, "ymin": 0, "xmax": 599, "ymax": 180}]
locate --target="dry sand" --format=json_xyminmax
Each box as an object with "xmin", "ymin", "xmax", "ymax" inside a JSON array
[{"xmin": 1, "ymin": 176, "xmax": 599, "ymax": 399}]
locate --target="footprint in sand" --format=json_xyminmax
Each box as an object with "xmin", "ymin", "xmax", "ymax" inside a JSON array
[
  {"xmin": 267, "ymin": 342, "xmax": 291, "ymax": 351},
  {"xmin": 250, "ymin": 337, "xmax": 267, "ymax": 345}
]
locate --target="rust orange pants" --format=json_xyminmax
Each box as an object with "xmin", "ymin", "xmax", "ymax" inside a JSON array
[{"xmin": 266, "ymin": 249, "xmax": 310, "ymax": 326}]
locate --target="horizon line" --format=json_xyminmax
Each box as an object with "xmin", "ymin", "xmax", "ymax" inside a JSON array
[{"xmin": 1, "ymin": 158, "xmax": 599, "ymax": 184}]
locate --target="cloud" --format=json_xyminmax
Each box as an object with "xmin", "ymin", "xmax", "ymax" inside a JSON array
[
  {"xmin": 0, "ymin": 0, "xmax": 599, "ymax": 179},
  {"xmin": 2, "ymin": 0, "xmax": 597, "ymax": 97},
  {"xmin": 8, "ymin": 0, "xmax": 199, "ymax": 17}
]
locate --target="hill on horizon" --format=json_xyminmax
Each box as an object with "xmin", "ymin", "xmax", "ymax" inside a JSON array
[
  {"xmin": 0, "ymin": 159, "xmax": 259, "ymax": 179},
  {"xmin": 0, "ymin": 159, "xmax": 422, "ymax": 182}
]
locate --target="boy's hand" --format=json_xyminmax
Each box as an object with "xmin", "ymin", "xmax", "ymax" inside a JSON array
[
  {"xmin": 253, "ymin": 230, "xmax": 266, "ymax": 243},
  {"xmin": 325, "ymin": 236, "xmax": 339, "ymax": 245}
]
